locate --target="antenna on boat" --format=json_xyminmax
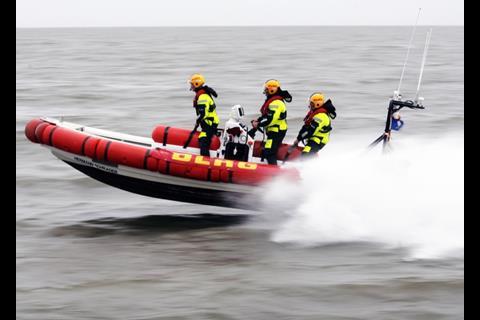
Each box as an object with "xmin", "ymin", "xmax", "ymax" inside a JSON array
[
  {"xmin": 369, "ymin": 11, "xmax": 430, "ymax": 152},
  {"xmin": 397, "ymin": 8, "xmax": 422, "ymax": 98},
  {"xmin": 414, "ymin": 28, "xmax": 432, "ymax": 103}
]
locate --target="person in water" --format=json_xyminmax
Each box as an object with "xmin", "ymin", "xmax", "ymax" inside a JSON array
[
  {"xmin": 391, "ymin": 111, "xmax": 404, "ymax": 131},
  {"xmin": 250, "ymin": 79, "xmax": 291, "ymax": 165},
  {"xmin": 189, "ymin": 73, "xmax": 220, "ymax": 157},
  {"xmin": 292, "ymin": 92, "xmax": 336, "ymax": 158}
]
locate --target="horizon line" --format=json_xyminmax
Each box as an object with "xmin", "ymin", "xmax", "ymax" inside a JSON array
[{"xmin": 16, "ymin": 24, "xmax": 464, "ymax": 29}]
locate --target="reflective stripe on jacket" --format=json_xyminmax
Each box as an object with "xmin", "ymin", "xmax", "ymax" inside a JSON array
[
  {"xmin": 260, "ymin": 99, "xmax": 287, "ymax": 133},
  {"xmin": 196, "ymin": 93, "xmax": 219, "ymax": 126},
  {"xmin": 309, "ymin": 112, "xmax": 331, "ymax": 144}
]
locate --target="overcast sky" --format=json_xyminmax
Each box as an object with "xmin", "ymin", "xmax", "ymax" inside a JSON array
[{"xmin": 16, "ymin": 0, "xmax": 464, "ymax": 28}]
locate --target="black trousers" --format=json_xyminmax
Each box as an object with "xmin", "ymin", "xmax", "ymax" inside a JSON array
[
  {"xmin": 263, "ymin": 130, "xmax": 286, "ymax": 165},
  {"xmin": 198, "ymin": 124, "xmax": 218, "ymax": 156},
  {"xmin": 301, "ymin": 140, "xmax": 325, "ymax": 158},
  {"xmin": 225, "ymin": 142, "xmax": 249, "ymax": 161}
]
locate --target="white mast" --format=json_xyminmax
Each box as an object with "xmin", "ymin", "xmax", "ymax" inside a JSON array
[
  {"xmin": 415, "ymin": 28, "xmax": 433, "ymax": 103},
  {"xmin": 396, "ymin": 8, "xmax": 422, "ymax": 98}
]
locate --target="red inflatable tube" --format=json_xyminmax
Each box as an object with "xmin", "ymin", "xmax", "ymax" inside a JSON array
[
  {"xmin": 152, "ymin": 125, "xmax": 220, "ymax": 150},
  {"xmin": 252, "ymin": 141, "xmax": 303, "ymax": 161},
  {"xmin": 145, "ymin": 156, "xmax": 159, "ymax": 172},
  {"xmin": 34, "ymin": 122, "xmax": 51, "ymax": 144},
  {"xmin": 40, "ymin": 125, "xmax": 57, "ymax": 146},
  {"xmin": 276, "ymin": 144, "xmax": 303, "ymax": 160},
  {"xmin": 25, "ymin": 119, "xmax": 299, "ymax": 186},
  {"xmin": 106, "ymin": 141, "xmax": 149, "ymax": 169},
  {"xmin": 94, "ymin": 139, "xmax": 112, "ymax": 161},
  {"xmin": 24, "ymin": 118, "xmax": 44, "ymax": 143},
  {"xmin": 51, "ymin": 127, "xmax": 90, "ymax": 155},
  {"xmin": 210, "ymin": 168, "xmax": 221, "ymax": 182},
  {"xmin": 148, "ymin": 149, "xmax": 296, "ymax": 185},
  {"xmin": 83, "ymin": 137, "xmax": 101, "ymax": 159}
]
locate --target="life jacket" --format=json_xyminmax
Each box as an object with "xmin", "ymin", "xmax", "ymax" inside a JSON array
[
  {"xmin": 260, "ymin": 95, "xmax": 284, "ymax": 116},
  {"xmin": 303, "ymin": 100, "xmax": 336, "ymax": 145},
  {"xmin": 259, "ymin": 89, "xmax": 292, "ymax": 116},
  {"xmin": 193, "ymin": 86, "xmax": 219, "ymax": 126},
  {"xmin": 193, "ymin": 86, "xmax": 218, "ymax": 107},
  {"xmin": 304, "ymin": 107, "xmax": 328, "ymax": 125},
  {"xmin": 322, "ymin": 99, "xmax": 337, "ymax": 119},
  {"xmin": 309, "ymin": 112, "xmax": 332, "ymax": 145}
]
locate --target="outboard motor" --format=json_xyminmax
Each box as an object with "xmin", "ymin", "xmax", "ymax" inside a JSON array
[{"xmin": 221, "ymin": 105, "xmax": 253, "ymax": 161}]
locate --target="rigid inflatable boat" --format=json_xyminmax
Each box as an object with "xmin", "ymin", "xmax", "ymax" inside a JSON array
[{"xmin": 24, "ymin": 109, "xmax": 303, "ymax": 209}]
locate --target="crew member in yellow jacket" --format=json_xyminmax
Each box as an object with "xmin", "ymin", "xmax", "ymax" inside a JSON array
[
  {"xmin": 189, "ymin": 74, "xmax": 220, "ymax": 156},
  {"xmin": 251, "ymin": 79, "xmax": 292, "ymax": 165},
  {"xmin": 292, "ymin": 92, "xmax": 337, "ymax": 157}
]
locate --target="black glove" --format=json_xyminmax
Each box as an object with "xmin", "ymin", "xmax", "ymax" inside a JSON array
[{"xmin": 247, "ymin": 128, "xmax": 257, "ymax": 139}]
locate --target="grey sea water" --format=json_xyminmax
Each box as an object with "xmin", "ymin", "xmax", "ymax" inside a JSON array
[{"xmin": 17, "ymin": 27, "xmax": 463, "ymax": 320}]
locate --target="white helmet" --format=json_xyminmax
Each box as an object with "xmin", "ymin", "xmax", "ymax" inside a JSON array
[{"xmin": 230, "ymin": 104, "xmax": 245, "ymax": 121}]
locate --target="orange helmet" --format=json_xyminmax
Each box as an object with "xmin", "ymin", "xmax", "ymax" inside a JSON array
[
  {"xmin": 189, "ymin": 73, "xmax": 205, "ymax": 89},
  {"xmin": 264, "ymin": 79, "xmax": 280, "ymax": 95},
  {"xmin": 309, "ymin": 92, "xmax": 325, "ymax": 109}
]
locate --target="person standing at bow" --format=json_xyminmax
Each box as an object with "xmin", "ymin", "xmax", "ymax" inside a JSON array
[
  {"xmin": 188, "ymin": 74, "xmax": 220, "ymax": 157},
  {"xmin": 292, "ymin": 92, "xmax": 336, "ymax": 158},
  {"xmin": 250, "ymin": 79, "xmax": 292, "ymax": 165}
]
